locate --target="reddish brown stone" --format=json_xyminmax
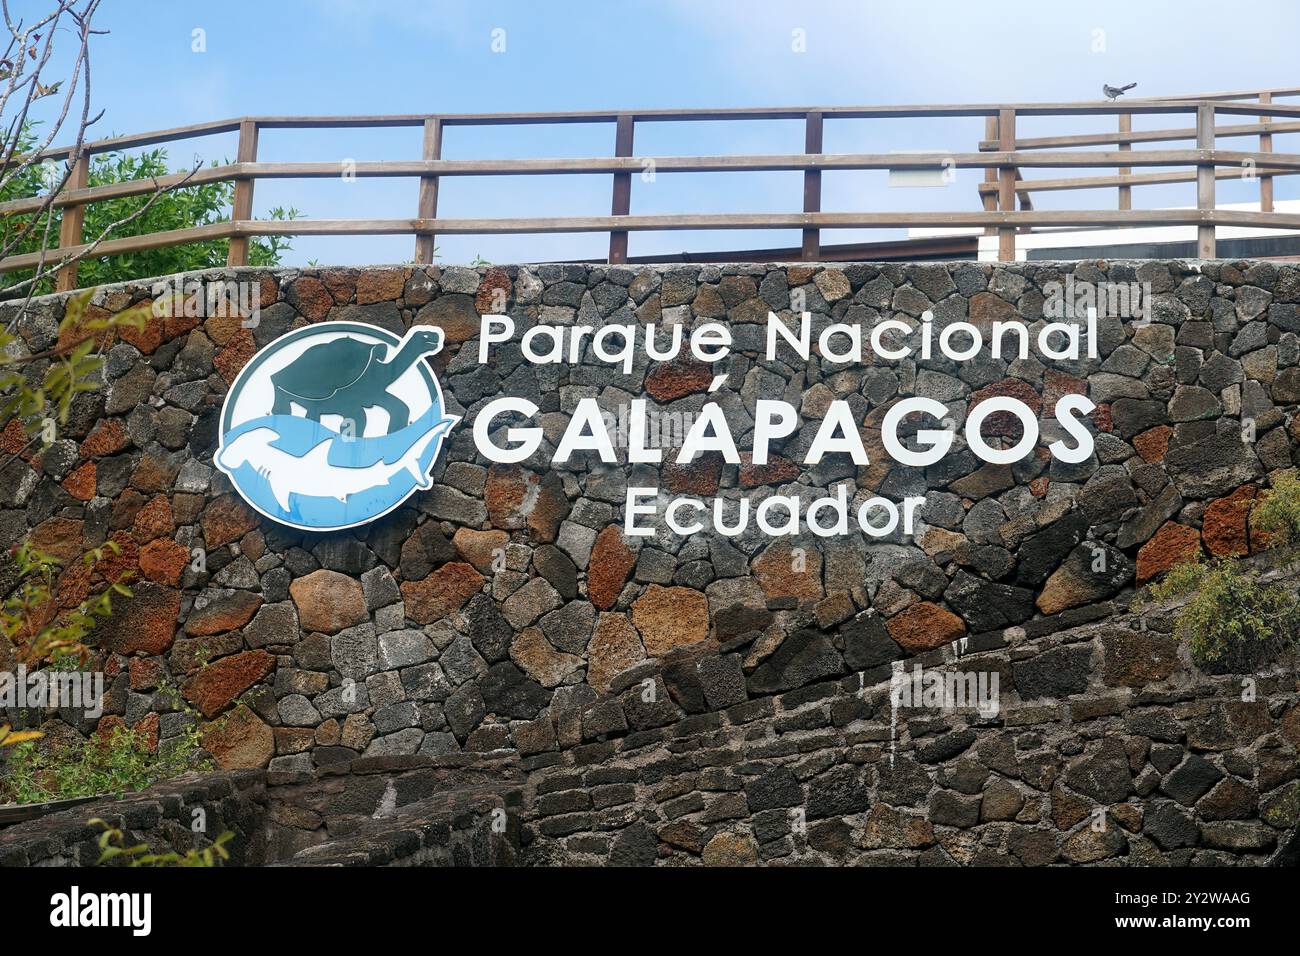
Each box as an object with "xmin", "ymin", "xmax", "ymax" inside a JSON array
[
  {"xmin": 885, "ymin": 602, "xmax": 967, "ymax": 653},
  {"xmin": 201, "ymin": 309, "xmax": 246, "ymax": 343},
  {"xmin": 1133, "ymin": 425, "xmax": 1173, "ymax": 463},
  {"xmin": 1092, "ymin": 403, "xmax": 1113, "ymax": 433},
  {"xmin": 185, "ymin": 590, "xmax": 263, "ymax": 637},
  {"xmin": 96, "ymin": 530, "xmax": 139, "ymax": 585},
  {"xmin": 55, "ymin": 559, "xmax": 92, "ymax": 609},
  {"xmin": 969, "ymin": 378, "xmax": 1042, "ymax": 439},
  {"xmin": 510, "ymin": 627, "xmax": 581, "ymax": 687},
  {"xmin": 319, "ymin": 268, "xmax": 357, "ymax": 303},
  {"xmin": 663, "ymin": 451, "xmax": 723, "ymax": 495},
  {"xmin": 29, "ymin": 517, "xmax": 84, "ymax": 563},
  {"xmin": 752, "ymin": 540, "xmax": 824, "ymax": 606},
  {"xmin": 94, "ymin": 715, "xmax": 127, "ymax": 747},
  {"xmin": 202, "ymin": 703, "xmax": 274, "ymax": 769},
  {"xmin": 202, "ymin": 494, "xmax": 259, "ymax": 549},
  {"xmin": 60, "ymin": 461, "xmax": 96, "ymax": 501},
  {"xmin": 645, "ymin": 358, "xmax": 714, "ymax": 402},
  {"xmin": 80, "ymin": 418, "xmax": 129, "ymax": 457},
  {"xmin": 631, "ymin": 585, "xmax": 710, "ymax": 657},
  {"xmin": 527, "ymin": 472, "xmax": 570, "ymax": 542},
  {"xmin": 182, "ymin": 649, "xmax": 274, "ymax": 718},
  {"xmin": 118, "ymin": 311, "xmax": 165, "ymax": 354},
  {"xmin": 131, "ymin": 494, "xmax": 174, "ymax": 544},
  {"xmin": 414, "ymin": 294, "xmax": 480, "ymax": 343},
  {"xmin": 484, "ymin": 465, "xmax": 570, "ymax": 540},
  {"xmin": 1281, "ymin": 705, "xmax": 1300, "ymax": 750},
  {"xmin": 163, "ymin": 312, "xmax": 199, "ymax": 341},
  {"xmin": 286, "ymin": 276, "xmax": 333, "ymax": 321},
  {"xmin": 967, "ymin": 292, "xmax": 1018, "ymax": 331},
  {"xmin": 57, "ymin": 303, "xmax": 115, "ymax": 352},
  {"xmin": 1042, "ymin": 369, "xmax": 1089, "ymax": 408},
  {"xmin": 98, "ymin": 581, "xmax": 181, "ymax": 656},
  {"xmin": 356, "ymin": 268, "xmax": 409, "ymax": 305},
  {"xmin": 1136, "ymin": 521, "xmax": 1202, "ymax": 584},
  {"xmin": 255, "ymin": 273, "xmax": 279, "ymax": 308},
  {"xmin": 130, "ymin": 454, "xmax": 179, "ymax": 494},
  {"xmin": 400, "ymin": 561, "xmax": 485, "ymax": 624},
  {"xmin": 128, "ymin": 656, "xmax": 165, "ymax": 692},
  {"xmin": 132, "ymin": 712, "xmax": 160, "ymax": 752},
  {"xmin": 738, "ymin": 452, "xmax": 800, "ymax": 489},
  {"xmin": 138, "ymin": 538, "xmax": 189, "ymax": 587},
  {"xmin": 290, "ymin": 569, "xmax": 367, "ymax": 634},
  {"xmin": 1, "ymin": 416, "xmax": 30, "ymax": 456},
  {"xmin": 1202, "ymin": 485, "xmax": 1256, "ymax": 558},
  {"xmin": 475, "ymin": 267, "xmax": 513, "ymax": 314},
  {"xmin": 587, "ymin": 612, "xmax": 646, "ymax": 693},
  {"xmin": 1029, "ymin": 476, "xmax": 1049, "ymax": 498},
  {"xmin": 485, "ymin": 465, "xmax": 534, "ymax": 530},
  {"xmin": 452, "ymin": 527, "xmax": 510, "ymax": 574},
  {"xmin": 240, "ymin": 529, "xmax": 266, "ymax": 562},
  {"xmin": 214, "ymin": 328, "xmax": 257, "ymax": 384},
  {"xmin": 588, "ymin": 526, "xmax": 636, "ymax": 611}
]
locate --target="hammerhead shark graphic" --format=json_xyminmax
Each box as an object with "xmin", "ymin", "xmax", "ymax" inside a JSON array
[{"xmin": 216, "ymin": 407, "xmax": 457, "ymax": 513}]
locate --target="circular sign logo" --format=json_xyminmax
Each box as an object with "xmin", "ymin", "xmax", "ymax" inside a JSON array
[{"xmin": 215, "ymin": 322, "xmax": 459, "ymax": 531}]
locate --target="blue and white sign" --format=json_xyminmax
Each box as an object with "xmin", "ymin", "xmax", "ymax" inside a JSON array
[{"xmin": 215, "ymin": 322, "xmax": 459, "ymax": 531}]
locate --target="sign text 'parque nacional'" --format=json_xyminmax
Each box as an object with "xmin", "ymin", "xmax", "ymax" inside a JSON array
[{"xmin": 217, "ymin": 307, "xmax": 1101, "ymax": 537}]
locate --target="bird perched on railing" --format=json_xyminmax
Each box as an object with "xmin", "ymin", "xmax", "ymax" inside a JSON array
[{"xmin": 1103, "ymin": 82, "xmax": 1137, "ymax": 100}]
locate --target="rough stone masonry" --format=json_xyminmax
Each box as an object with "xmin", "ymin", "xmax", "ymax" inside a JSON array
[{"xmin": 1, "ymin": 258, "xmax": 1298, "ymax": 866}]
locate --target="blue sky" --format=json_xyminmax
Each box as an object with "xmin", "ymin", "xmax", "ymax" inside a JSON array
[{"xmin": 27, "ymin": 0, "xmax": 1300, "ymax": 264}]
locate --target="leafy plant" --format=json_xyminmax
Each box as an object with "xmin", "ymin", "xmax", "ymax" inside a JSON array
[
  {"xmin": 0, "ymin": 132, "xmax": 301, "ymax": 294},
  {"xmin": 1, "ymin": 538, "xmax": 132, "ymax": 666},
  {"xmin": 1149, "ymin": 556, "xmax": 1300, "ymax": 667},
  {"xmin": 0, "ymin": 721, "xmax": 211, "ymax": 804},
  {"xmin": 92, "ymin": 819, "xmax": 232, "ymax": 867},
  {"xmin": 1, "ymin": 287, "xmax": 148, "ymax": 462},
  {"xmin": 1250, "ymin": 470, "xmax": 1300, "ymax": 551}
]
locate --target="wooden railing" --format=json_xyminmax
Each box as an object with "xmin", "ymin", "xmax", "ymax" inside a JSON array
[{"xmin": 4, "ymin": 87, "xmax": 1300, "ymax": 290}]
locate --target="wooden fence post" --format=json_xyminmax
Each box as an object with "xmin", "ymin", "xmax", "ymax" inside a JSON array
[
  {"xmin": 1196, "ymin": 104, "xmax": 1216, "ymax": 259},
  {"xmin": 997, "ymin": 108, "xmax": 1016, "ymax": 261},
  {"xmin": 54, "ymin": 150, "xmax": 88, "ymax": 292},
  {"xmin": 801, "ymin": 111, "xmax": 823, "ymax": 261},
  {"xmin": 608, "ymin": 114, "xmax": 634, "ymax": 265},
  {"xmin": 982, "ymin": 115, "xmax": 998, "ymax": 238},
  {"xmin": 1117, "ymin": 112, "xmax": 1132, "ymax": 211},
  {"xmin": 1259, "ymin": 92, "xmax": 1273, "ymax": 214},
  {"xmin": 226, "ymin": 119, "xmax": 259, "ymax": 267},
  {"xmin": 415, "ymin": 117, "xmax": 443, "ymax": 264}
]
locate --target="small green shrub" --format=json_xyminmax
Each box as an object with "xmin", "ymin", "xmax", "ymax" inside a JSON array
[
  {"xmin": 1149, "ymin": 556, "xmax": 1300, "ymax": 667},
  {"xmin": 1250, "ymin": 470, "xmax": 1300, "ymax": 551},
  {"xmin": 0, "ymin": 722, "xmax": 210, "ymax": 805},
  {"xmin": 92, "ymin": 819, "xmax": 232, "ymax": 868}
]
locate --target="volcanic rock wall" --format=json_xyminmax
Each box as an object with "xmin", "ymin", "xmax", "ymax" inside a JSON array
[{"xmin": 2, "ymin": 259, "xmax": 1299, "ymax": 865}]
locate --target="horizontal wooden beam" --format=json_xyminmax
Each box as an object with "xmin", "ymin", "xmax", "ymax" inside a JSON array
[
  {"xmin": 226, "ymin": 209, "xmax": 1300, "ymax": 237},
  {"xmin": 978, "ymin": 165, "xmax": 1299, "ymax": 195},
  {"xmin": 19, "ymin": 97, "xmax": 1296, "ymax": 165},
  {"xmin": 12, "ymin": 147, "xmax": 1300, "ymax": 220},
  {"xmin": 980, "ymin": 119, "xmax": 1300, "ymax": 152},
  {"xmin": 7, "ymin": 206, "xmax": 1300, "ymax": 277},
  {"xmin": 0, "ymin": 222, "xmax": 233, "ymax": 272}
]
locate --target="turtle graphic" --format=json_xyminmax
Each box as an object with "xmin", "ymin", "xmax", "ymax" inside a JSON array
[{"xmin": 269, "ymin": 326, "xmax": 444, "ymax": 432}]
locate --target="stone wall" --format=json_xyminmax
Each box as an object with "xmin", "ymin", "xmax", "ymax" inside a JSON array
[
  {"xmin": 2, "ymin": 259, "xmax": 1299, "ymax": 865},
  {"xmin": 0, "ymin": 755, "xmax": 522, "ymax": 866},
  {"xmin": 0, "ymin": 770, "xmax": 267, "ymax": 866}
]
